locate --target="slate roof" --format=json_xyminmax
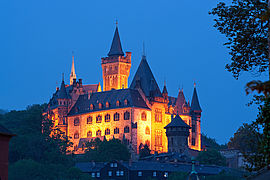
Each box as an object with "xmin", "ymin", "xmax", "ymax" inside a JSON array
[
  {"xmin": 108, "ymin": 27, "xmax": 124, "ymax": 57},
  {"xmin": 0, "ymin": 124, "xmax": 15, "ymax": 136},
  {"xmin": 191, "ymin": 87, "xmax": 202, "ymax": 112},
  {"xmin": 175, "ymin": 89, "xmax": 186, "ymax": 114},
  {"xmin": 58, "ymin": 80, "xmax": 69, "ymax": 99},
  {"xmin": 69, "ymin": 88, "xmax": 150, "ymax": 116},
  {"xmin": 162, "ymin": 85, "xmax": 168, "ymax": 94},
  {"xmin": 164, "ymin": 114, "xmax": 190, "ymax": 129},
  {"xmin": 83, "ymin": 84, "xmax": 99, "ymax": 93},
  {"xmin": 130, "ymin": 56, "xmax": 162, "ymax": 98},
  {"xmin": 168, "ymin": 96, "xmax": 177, "ymax": 106}
]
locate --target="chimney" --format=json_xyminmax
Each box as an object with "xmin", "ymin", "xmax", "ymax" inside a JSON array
[{"xmin": 56, "ymin": 87, "xmax": 59, "ymax": 91}]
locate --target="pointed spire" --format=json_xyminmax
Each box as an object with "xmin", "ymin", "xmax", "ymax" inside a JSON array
[
  {"xmin": 58, "ymin": 76, "xmax": 69, "ymax": 99},
  {"xmin": 191, "ymin": 84, "xmax": 202, "ymax": 112},
  {"xmin": 162, "ymin": 80, "xmax": 168, "ymax": 95},
  {"xmin": 108, "ymin": 24, "xmax": 124, "ymax": 57},
  {"xmin": 70, "ymin": 52, "xmax": 77, "ymax": 85},
  {"xmin": 175, "ymin": 88, "xmax": 186, "ymax": 114}
]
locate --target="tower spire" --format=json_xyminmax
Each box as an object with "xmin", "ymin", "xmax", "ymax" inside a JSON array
[
  {"xmin": 191, "ymin": 83, "xmax": 202, "ymax": 112},
  {"xmin": 70, "ymin": 52, "xmax": 77, "ymax": 85},
  {"xmin": 108, "ymin": 23, "xmax": 124, "ymax": 57}
]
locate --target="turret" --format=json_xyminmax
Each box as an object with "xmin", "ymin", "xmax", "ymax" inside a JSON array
[{"xmin": 70, "ymin": 54, "xmax": 77, "ymax": 85}]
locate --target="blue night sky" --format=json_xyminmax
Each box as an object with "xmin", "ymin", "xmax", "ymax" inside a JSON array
[{"xmin": 1, "ymin": 0, "xmax": 266, "ymax": 144}]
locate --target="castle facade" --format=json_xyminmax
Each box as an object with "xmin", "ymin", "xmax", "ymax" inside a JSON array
[{"xmin": 45, "ymin": 26, "xmax": 202, "ymax": 154}]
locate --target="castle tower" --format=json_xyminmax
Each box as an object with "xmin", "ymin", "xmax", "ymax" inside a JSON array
[
  {"xmin": 70, "ymin": 54, "xmax": 76, "ymax": 85},
  {"xmin": 164, "ymin": 114, "xmax": 190, "ymax": 154},
  {"xmin": 190, "ymin": 83, "xmax": 202, "ymax": 151},
  {"xmin": 101, "ymin": 25, "xmax": 131, "ymax": 91}
]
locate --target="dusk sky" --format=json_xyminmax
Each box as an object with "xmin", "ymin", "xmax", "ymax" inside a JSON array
[{"xmin": 1, "ymin": 0, "xmax": 266, "ymax": 144}]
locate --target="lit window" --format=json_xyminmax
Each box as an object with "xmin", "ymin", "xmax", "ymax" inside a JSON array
[
  {"xmin": 153, "ymin": 171, "xmax": 157, "ymax": 177},
  {"xmin": 74, "ymin": 132, "xmax": 79, "ymax": 139},
  {"xmin": 74, "ymin": 118, "xmax": 80, "ymax": 126},
  {"xmin": 96, "ymin": 130, "xmax": 101, "ymax": 136},
  {"xmin": 87, "ymin": 116, "xmax": 92, "ymax": 124},
  {"xmin": 105, "ymin": 114, "xmax": 110, "ymax": 122},
  {"xmin": 114, "ymin": 163, "xmax": 117, "ymax": 167},
  {"xmin": 114, "ymin": 127, "xmax": 119, "ymax": 134},
  {"xmin": 138, "ymin": 171, "xmax": 142, "ymax": 176},
  {"xmin": 124, "ymin": 111, "xmax": 130, "ymax": 120},
  {"xmin": 145, "ymin": 126, "xmax": 150, "ymax": 135},
  {"xmin": 164, "ymin": 172, "xmax": 168, "ymax": 178},
  {"xmin": 116, "ymin": 171, "xmax": 120, "ymax": 176},
  {"xmin": 155, "ymin": 109, "xmax": 162, "ymax": 122},
  {"xmin": 87, "ymin": 131, "xmax": 92, "ymax": 138},
  {"xmin": 124, "ymin": 99, "xmax": 128, "ymax": 106},
  {"xmin": 124, "ymin": 126, "xmax": 130, "ymax": 133},
  {"xmin": 96, "ymin": 172, "xmax": 100, "ymax": 177},
  {"xmin": 96, "ymin": 115, "xmax": 102, "ymax": 123},
  {"xmin": 110, "ymin": 163, "xmax": 114, "ymax": 167},
  {"xmin": 99, "ymin": 103, "xmax": 103, "ymax": 109},
  {"xmin": 141, "ymin": 112, "xmax": 147, "ymax": 121},
  {"xmin": 116, "ymin": 100, "xmax": 120, "ymax": 107},
  {"xmin": 105, "ymin": 128, "xmax": 110, "ymax": 135},
  {"xmin": 91, "ymin": 173, "xmax": 95, "ymax": 177},
  {"xmin": 114, "ymin": 112, "xmax": 120, "ymax": 121},
  {"xmin": 106, "ymin": 102, "xmax": 110, "ymax": 108},
  {"xmin": 108, "ymin": 171, "xmax": 112, "ymax": 176},
  {"xmin": 90, "ymin": 104, "xmax": 94, "ymax": 110},
  {"xmin": 120, "ymin": 171, "xmax": 124, "ymax": 176},
  {"xmin": 155, "ymin": 130, "xmax": 162, "ymax": 146}
]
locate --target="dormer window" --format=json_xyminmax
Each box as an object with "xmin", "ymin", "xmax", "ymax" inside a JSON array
[
  {"xmin": 99, "ymin": 103, "xmax": 103, "ymax": 109},
  {"xmin": 90, "ymin": 104, "xmax": 94, "ymax": 110},
  {"xmin": 124, "ymin": 99, "xmax": 128, "ymax": 106},
  {"xmin": 106, "ymin": 102, "xmax": 110, "ymax": 108},
  {"xmin": 116, "ymin": 101, "xmax": 120, "ymax": 107}
]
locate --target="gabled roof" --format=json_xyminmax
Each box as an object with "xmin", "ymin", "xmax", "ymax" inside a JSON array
[
  {"xmin": 164, "ymin": 114, "xmax": 190, "ymax": 129},
  {"xmin": 68, "ymin": 88, "xmax": 150, "ymax": 116},
  {"xmin": 175, "ymin": 89, "xmax": 186, "ymax": 114},
  {"xmin": 191, "ymin": 87, "xmax": 202, "ymax": 112},
  {"xmin": 130, "ymin": 56, "xmax": 162, "ymax": 98},
  {"xmin": 108, "ymin": 27, "xmax": 124, "ymax": 57}
]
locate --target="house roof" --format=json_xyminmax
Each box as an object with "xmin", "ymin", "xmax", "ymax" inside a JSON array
[
  {"xmin": 58, "ymin": 80, "xmax": 69, "ymax": 99},
  {"xmin": 191, "ymin": 87, "xmax": 202, "ymax": 112},
  {"xmin": 0, "ymin": 124, "xmax": 15, "ymax": 136},
  {"xmin": 175, "ymin": 89, "xmax": 186, "ymax": 114},
  {"xmin": 130, "ymin": 56, "xmax": 162, "ymax": 98},
  {"xmin": 68, "ymin": 88, "xmax": 150, "ymax": 116},
  {"xmin": 108, "ymin": 26, "xmax": 124, "ymax": 57},
  {"xmin": 164, "ymin": 114, "xmax": 190, "ymax": 129}
]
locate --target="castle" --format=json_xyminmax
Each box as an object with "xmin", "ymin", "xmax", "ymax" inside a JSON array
[{"xmin": 44, "ymin": 25, "xmax": 202, "ymax": 154}]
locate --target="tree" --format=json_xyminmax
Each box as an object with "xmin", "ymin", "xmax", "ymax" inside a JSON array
[
  {"xmin": 201, "ymin": 134, "xmax": 227, "ymax": 150},
  {"xmin": 196, "ymin": 148, "xmax": 226, "ymax": 166},
  {"xmin": 139, "ymin": 144, "xmax": 151, "ymax": 158}
]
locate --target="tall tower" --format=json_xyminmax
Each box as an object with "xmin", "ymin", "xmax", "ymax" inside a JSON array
[
  {"xmin": 190, "ymin": 83, "xmax": 202, "ymax": 151},
  {"xmin": 101, "ymin": 25, "xmax": 131, "ymax": 91},
  {"xmin": 70, "ymin": 54, "xmax": 76, "ymax": 85}
]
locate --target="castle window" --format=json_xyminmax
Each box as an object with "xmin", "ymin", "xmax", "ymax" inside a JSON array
[
  {"xmin": 114, "ymin": 112, "xmax": 120, "ymax": 121},
  {"xmin": 155, "ymin": 109, "xmax": 162, "ymax": 123},
  {"xmin": 74, "ymin": 118, "xmax": 80, "ymax": 126},
  {"xmin": 105, "ymin": 128, "xmax": 110, "ymax": 135},
  {"xmin": 99, "ymin": 103, "xmax": 103, "ymax": 109},
  {"xmin": 145, "ymin": 140, "xmax": 150, "ymax": 147},
  {"xmin": 145, "ymin": 126, "xmax": 150, "ymax": 135},
  {"xmin": 141, "ymin": 112, "xmax": 147, "ymax": 121},
  {"xmin": 90, "ymin": 104, "xmax": 94, "ymax": 110},
  {"xmin": 155, "ymin": 130, "xmax": 162, "ymax": 146},
  {"xmin": 124, "ymin": 126, "xmax": 130, "ymax": 133},
  {"xmin": 96, "ymin": 130, "xmax": 101, "ymax": 136},
  {"xmin": 124, "ymin": 99, "xmax": 128, "ymax": 106},
  {"xmin": 106, "ymin": 102, "xmax": 110, "ymax": 108},
  {"xmin": 87, "ymin": 131, "xmax": 92, "ymax": 138},
  {"xmin": 74, "ymin": 132, "xmax": 79, "ymax": 139},
  {"xmin": 105, "ymin": 114, "xmax": 110, "ymax": 122},
  {"xmin": 192, "ymin": 138, "xmax": 196, "ymax": 146},
  {"xmin": 116, "ymin": 100, "xmax": 120, "ymax": 107},
  {"xmin": 124, "ymin": 111, "xmax": 130, "ymax": 120},
  {"xmin": 96, "ymin": 115, "xmax": 102, "ymax": 123},
  {"xmin": 87, "ymin": 116, "xmax": 93, "ymax": 124},
  {"xmin": 114, "ymin": 127, "xmax": 119, "ymax": 134}
]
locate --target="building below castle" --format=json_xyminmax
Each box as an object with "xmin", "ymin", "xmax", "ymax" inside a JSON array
[{"xmin": 44, "ymin": 25, "xmax": 202, "ymax": 154}]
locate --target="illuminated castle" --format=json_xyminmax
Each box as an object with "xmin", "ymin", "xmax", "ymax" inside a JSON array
[{"xmin": 45, "ymin": 25, "xmax": 202, "ymax": 154}]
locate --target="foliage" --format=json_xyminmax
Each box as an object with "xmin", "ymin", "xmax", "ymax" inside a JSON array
[
  {"xmin": 82, "ymin": 138, "xmax": 130, "ymax": 162},
  {"xmin": 201, "ymin": 134, "xmax": 227, "ymax": 150},
  {"xmin": 196, "ymin": 148, "xmax": 226, "ymax": 166},
  {"xmin": 168, "ymin": 172, "xmax": 189, "ymax": 180},
  {"xmin": 139, "ymin": 144, "xmax": 151, "ymax": 158},
  {"xmin": 209, "ymin": 0, "xmax": 269, "ymax": 79},
  {"xmin": 9, "ymin": 159, "xmax": 91, "ymax": 180}
]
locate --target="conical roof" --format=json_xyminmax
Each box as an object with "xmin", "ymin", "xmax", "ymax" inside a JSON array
[
  {"xmin": 191, "ymin": 86, "xmax": 202, "ymax": 112},
  {"xmin": 175, "ymin": 89, "xmax": 186, "ymax": 114},
  {"xmin": 57, "ymin": 80, "xmax": 69, "ymax": 99},
  {"xmin": 164, "ymin": 114, "xmax": 190, "ymax": 129},
  {"xmin": 162, "ymin": 84, "xmax": 168, "ymax": 95},
  {"xmin": 108, "ymin": 27, "xmax": 124, "ymax": 57},
  {"xmin": 130, "ymin": 56, "xmax": 162, "ymax": 98}
]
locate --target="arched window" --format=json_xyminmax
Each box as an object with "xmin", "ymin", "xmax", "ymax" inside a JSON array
[
  {"xmin": 145, "ymin": 126, "xmax": 150, "ymax": 135},
  {"xmin": 105, "ymin": 128, "xmax": 110, "ymax": 135},
  {"xmin": 90, "ymin": 104, "xmax": 94, "ymax": 110},
  {"xmin": 114, "ymin": 112, "xmax": 120, "ymax": 121},
  {"xmin": 124, "ymin": 99, "xmax": 128, "ymax": 106},
  {"xmin": 106, "ymin": 102, "xmax": 110, "ymax": 108},
  {"xmin": 124, "ymin": 126, "xmax": 130, "ymax": 133},
  {"xmin": 87, "ymin": 116, "xmax": 92, "ymax": 124},
  {"xmin": 87, "ymin": 131, "xmax": 92, "ymax": 138},
  {"xmin": 96, "ymin": 130, "xmax": 101, "ymax": 136},
  {"xmin": 96, "ymin": 115, "xmax": 102, "ymax": 123},
  {"xmin": 141, "ymin": 112, "xmax": 147, "ymax": 121},
  {"xmin": 74, "ymin": 118, "xmax": 80, "ymax": 126},
  {"xmin": 116, "ymin": 100, "xmax": 120, "ymax": 107},
  {"xmin": 74, "ymin": 132, "xmax": 79, "ymax": 139},
  {"xmin": 124, "ymin": 111, "xmax": 130, "ymax": 120},
  {"xmin": 155, "ymin": 109, "xmax": 162, "ymax": 122},
  {"xmin": 99, "ymin": 103, "xmax": 103, "ymax": 109},
  {"xmin": 114, "ymin": 127, "xmax": 119, "ymax": 134},
  {"xmin": 105, "ymin": 114, "xmax": 110, "ymax": 122},
  {"xmin": 145, "ymin": 140, "xmax": 150, "ymax": 147}
]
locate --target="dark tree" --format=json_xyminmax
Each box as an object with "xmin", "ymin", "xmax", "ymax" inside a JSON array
[
  {"xmin": 196, "ymin": 148, "xmax": 226, "ymax": 166},
  {"xmin": 139, "ymin": 144, "xmax": 151, "ymax": 158}
]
